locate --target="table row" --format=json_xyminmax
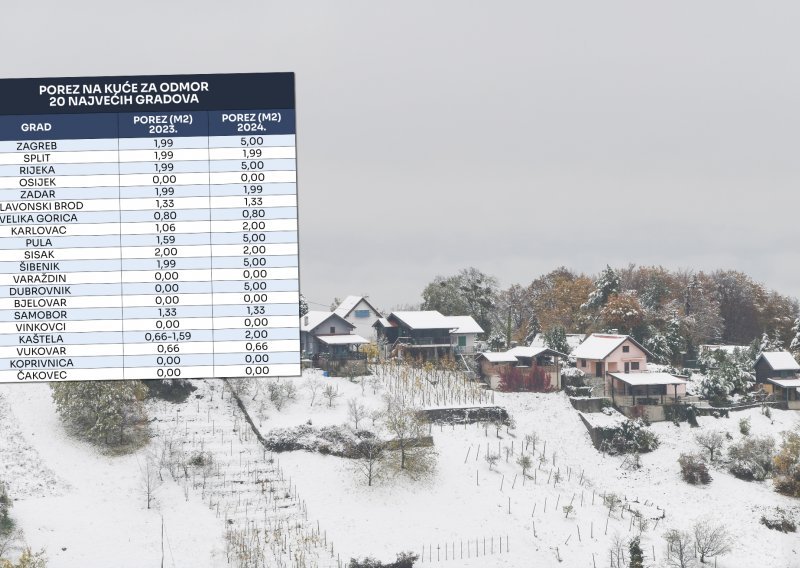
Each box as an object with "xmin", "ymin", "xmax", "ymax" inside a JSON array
[
  {"xmin": 3, "ymin": 134, "xmax": 296, "ymax": 152},
  {"xmin": 0, "ymin": 146, "xmax": 295, "ymax": 164},
  {"xmin": 5, "ymin": 364, "xmax": 302, "ymax": 382},
  {"xmin": 0, "ymin": 170, "xmax": 296, "ymax": 188}
]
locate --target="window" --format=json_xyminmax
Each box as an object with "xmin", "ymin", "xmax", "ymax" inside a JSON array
[
  {"xmin": 458, "ymin": 336, "xmax": 466, "ymax": 347},
  {"xmin": 330, "ymin": 326, "xmax": 336, "ymax": 334},
  {"xmin": 631, "ymin": 361, "xmax": 640, "ymax": 370},
  {"xmin": 354, "ymin": 309, "xmax": 370, "ymax": 318},
  {"xmin": 580, "ymin": 359, "xmax": 586, "ymax": 367},
  {"xmin": 622, "ymin": 345, "xmax": 630, "ymax": 353}
]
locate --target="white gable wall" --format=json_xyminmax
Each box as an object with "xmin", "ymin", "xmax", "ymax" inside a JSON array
[{"xmin": 341, "ymin": 298, "xmax": 380, "ymax": 341}]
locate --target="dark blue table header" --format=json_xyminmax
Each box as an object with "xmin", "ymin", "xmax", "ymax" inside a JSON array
[{"xmin": 0, "ymin": 73, "xmax": 295, "ymax": 115}]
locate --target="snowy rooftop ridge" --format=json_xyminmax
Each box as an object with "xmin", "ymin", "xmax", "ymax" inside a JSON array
[
  {"xmin": 300, "ymin": 311, "xmax": 353, "ymax": 332},
  {"xmin": 758, "ymin": 351, "xmax": 800, "ymax": 371},
  {"xmin": 388, "ymin": 311, "xmax": 483, "ymax": 333},
  {"xmin": 445, "ymin": 315, "xmax": 484, "ymax": 334},
  {"xmin": 571, "ymin": 334, "xmax": 629, "ymax": 360},
  {"xmin": 334, "ymin": 295, "xmax": 382, "ymax": 318},
  {"xmin": 608, "ymin": 372, "xmax": 688, "ymax": 386}
]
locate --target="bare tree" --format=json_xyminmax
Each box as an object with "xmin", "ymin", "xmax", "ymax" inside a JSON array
[
  {"xmin": 139, "ymin": 453, "xmax": 162, "ymax": 510},
  {"xmin": 693, "ymin": 519, "xmax": 732, "ymax": 563},
  {"xmin": 0, "ymin": 528, "xmax": 22, "ymax": 560},
  {"xmin": 353, "ymin": 438, "xmax": 386, "ymax": 486},
  {"xmin": 484, "ymin": 452, "xmax": 499, "ymax": 471},
  {"xmin": 383, "ymin": 393, "xmax": 434, "ymax": 477},
  {"xmin": 664, "ymin": 529, "xmax": 696, "ymax": 568},
  {"xmin": 347, "ymin": 398, "xmax": 368, "ymax": 430},
  {"xmin": 322, "ymin": 384, "xmax": 341, "ymax": 408},
  {"xmin": 694, "ymin": 431, "xmax": 726, "ymax": 462},
  {"xmin": 303, "ymin": 377, "xmax": 323, "ymax": 407}
]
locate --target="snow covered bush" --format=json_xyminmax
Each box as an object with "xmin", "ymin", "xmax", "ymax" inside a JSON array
[
  {"xmin": 142, "ymin": 378, "xmax": 195, "ymax": 402},
  {"xmin": 760, "ymin": 508, "xmax": 796, "ymax": 533},
  {"xmin": 727, "ymin": 435, "xmax": 775, "ymax": 481},
  {"xmin": 773, "ymin": 428, "xmax": 800, "ymax": 497},
  {"xmin": 347, "ymin": 552, "xmax": 418, "ymax": 568},
  {"xmin": 678, "ymin": 453, "xmax": 712, "ymax": 485},
  {"xmin": 0, "ymin": 547, "xmax": 48, "ymax": 568},
  {"xmin": 738, "ymin": 417, "xmax": 751, "ymax": 436},
  {"xmin": 597, "ymin": 419, "xmax": 660, "ymax": 454}
]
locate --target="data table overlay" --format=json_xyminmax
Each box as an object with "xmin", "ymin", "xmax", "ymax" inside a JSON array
[{"xmin": 0, "ymin": 73, "xmax": 301, "ymax": 382}]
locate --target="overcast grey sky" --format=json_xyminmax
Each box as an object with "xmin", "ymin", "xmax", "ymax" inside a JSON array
[{"xmin": 3, "ymin": 1, "xmax": 799, "ymax": 311}]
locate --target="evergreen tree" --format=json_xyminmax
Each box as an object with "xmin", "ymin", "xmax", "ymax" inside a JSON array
[
  {"xmin": 582, "ymin": 265, "xmax": 620, "ymax": 311},
  {"xmin": 628, "ymin": 536, "xmax": 644, "ymax": 568},
  {"xmin": 543, "ymin": 325, "xmax": 570, "ymax": 354},
  {"xmin": 299, "ymin": 293, "xmax": 309, "ymax": 317},
  {"xmin": 790, "ymin": 318, "xmax": 800, "ymax": 357}
]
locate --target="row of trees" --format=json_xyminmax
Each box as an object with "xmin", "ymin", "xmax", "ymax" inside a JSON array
[{"xmin": 419, "ymin": 265, "xmax": 800, "ymax": 365}]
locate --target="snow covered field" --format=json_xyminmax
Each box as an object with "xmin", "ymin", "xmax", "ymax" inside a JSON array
[{"xmin": 1, "ymin": 369, "xmax": 799, "ymax": 567}]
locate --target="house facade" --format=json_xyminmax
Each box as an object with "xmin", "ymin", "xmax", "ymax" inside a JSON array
[
  {"xmin": 476, "ymin": 346, "xmax": 566, "ymax": 390},
  {"xmin": 754, "ymin": 351, "xmax": 800, "ymax": 408},
  {"xmin": 374, "ymin": 310, "xmax": 484, "ymax": 361},
  {"xmin": 333, "ymin": 295, "xmax": 382, "ymax": 342},
  {"xmin": 571, "ymin": 334, "xmax": 652, "ymax": 396},
  {"xmin": 300, "ymin": 311, "xmax": 369, "ymax": 371}
]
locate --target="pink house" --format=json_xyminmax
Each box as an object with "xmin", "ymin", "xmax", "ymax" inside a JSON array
[{"xmin": 572, "ymin": 334, "xmax": 651, "ymax": 386}]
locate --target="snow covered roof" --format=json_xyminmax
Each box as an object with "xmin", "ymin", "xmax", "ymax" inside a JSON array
[
  {"xmin": 476, "ymin": 352, "xmax": 519, "ymax": 363},
  {"xmin": 445, "ymin": 315, "xmax": 484, "ymax": 334},
  {"xmin": 390, "ymin": 311, "xmax": 453, "ymax": 330},
  {"xmin": 374, "ymin": 317, "xmax": 395, "ymax": 328},
  {"xmin": 333, "ymin": 295, "xmax": 382, "ymax": 318},
  {"xmin": 757, "ymin": 351, "xmax": 800, "ymax": 372},
  {"xmin": 300, "ymin": 311, "xmax": 353, "ymax": 333},
  {"xmin": 766, "ymin": 377, "xmax": 800, "ymax": 388},
  {"xmin": 507, "ymin": 346, "xmax": 567, "ymax": 359},
  {"xmin": 571, "ymin": 334, "xmax": 652, "ymax": 360},
  {"xmin": 700, "ymin": 344, "xmax": 748, "ymax": 355},
  {"xmin": 477, "ymin": 346, "xmax": 566, "ymax": 364},
  {"xmin": 566, "ymin": 334, "xmax": 587, "ymax": 351},
  {"xmin": 608, "ymin": 372, "xmax": 687, "ymax": 386},
  {"xmin": 317, "ymin": 334, "xmax": 370, "ymax": 345}
]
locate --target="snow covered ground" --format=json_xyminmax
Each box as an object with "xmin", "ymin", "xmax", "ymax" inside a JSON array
[
  {"xmin": 245, "ymin": 372, "xmax": 800, "ymax": 567},
  {"xmin": 0, "ymin": 382, "xmax": 227, "ymax": 567},
  {"xmin": 1, "ymin": 369, "xmax": 799, "ymax": 567}
]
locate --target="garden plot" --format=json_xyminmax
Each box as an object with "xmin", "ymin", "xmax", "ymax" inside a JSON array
[
  {"xmin": 243, "ymin": 368, "xmax": 800, "ymax": 567},
  {"xmin": 0, "ymin": 382, "xmax": 224, "ymax": 568},
  {"xmin": 147, "ymin": 378, "xmax": 341, "ymax": 568}
]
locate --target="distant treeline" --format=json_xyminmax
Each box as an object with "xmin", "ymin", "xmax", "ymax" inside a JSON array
[{"xmin": 417, "ymin": 266, "xmax": 800, "ymax": 365}]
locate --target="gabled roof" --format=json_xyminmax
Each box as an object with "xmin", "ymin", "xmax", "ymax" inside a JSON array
[
  {"xmin": 476, "ymin": 352, "xmax": 519, "ymax": 363},
  {"xmin": 571, "ymin": 333, "xmax": 653, "ymax": 360},
  {"xmin": 507, "ymin": 346, "xmax": 568, "ymax": 359},
  {"xmin": 445, "ymin": 315, "xmax": 484, "ymax": 334},
  {"xmin": 300, "ymin": 311, "xmax": 354, "ymax": 333},
  {"xmin": 477, "ymin": 346, "xmax": 566, "ymax": 364},
  {"xmin": 388, "ymin": 311, "xmax": 449, "ymax": 330},
  {"xmin": 757, "ymin": 351, "xmax": 800, "ymax": 372},
  {"xmin": 333, "ymin": 295, "xmax": 382, "ymax": 319},
  {"xmin": 608, "ymin": 372, "xmax": 687, "ymax": 386},
  {"xmin": 373, "ymin": 317, "xmax": 396, "ymax": 328}
]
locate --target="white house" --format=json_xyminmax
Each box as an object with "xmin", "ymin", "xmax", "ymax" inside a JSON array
[
  {"xmin": 333, "ymin": 295, "xmax": 383, "ymax": 341},
  {"xmin": 300, "ymin": 311, "xmax": 368, "ymax": 356}
]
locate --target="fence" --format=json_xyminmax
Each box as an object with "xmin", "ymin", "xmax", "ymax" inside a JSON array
[{"xmin": 419, "ymin": 535, "xmax": 509, "ymax": 563}]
